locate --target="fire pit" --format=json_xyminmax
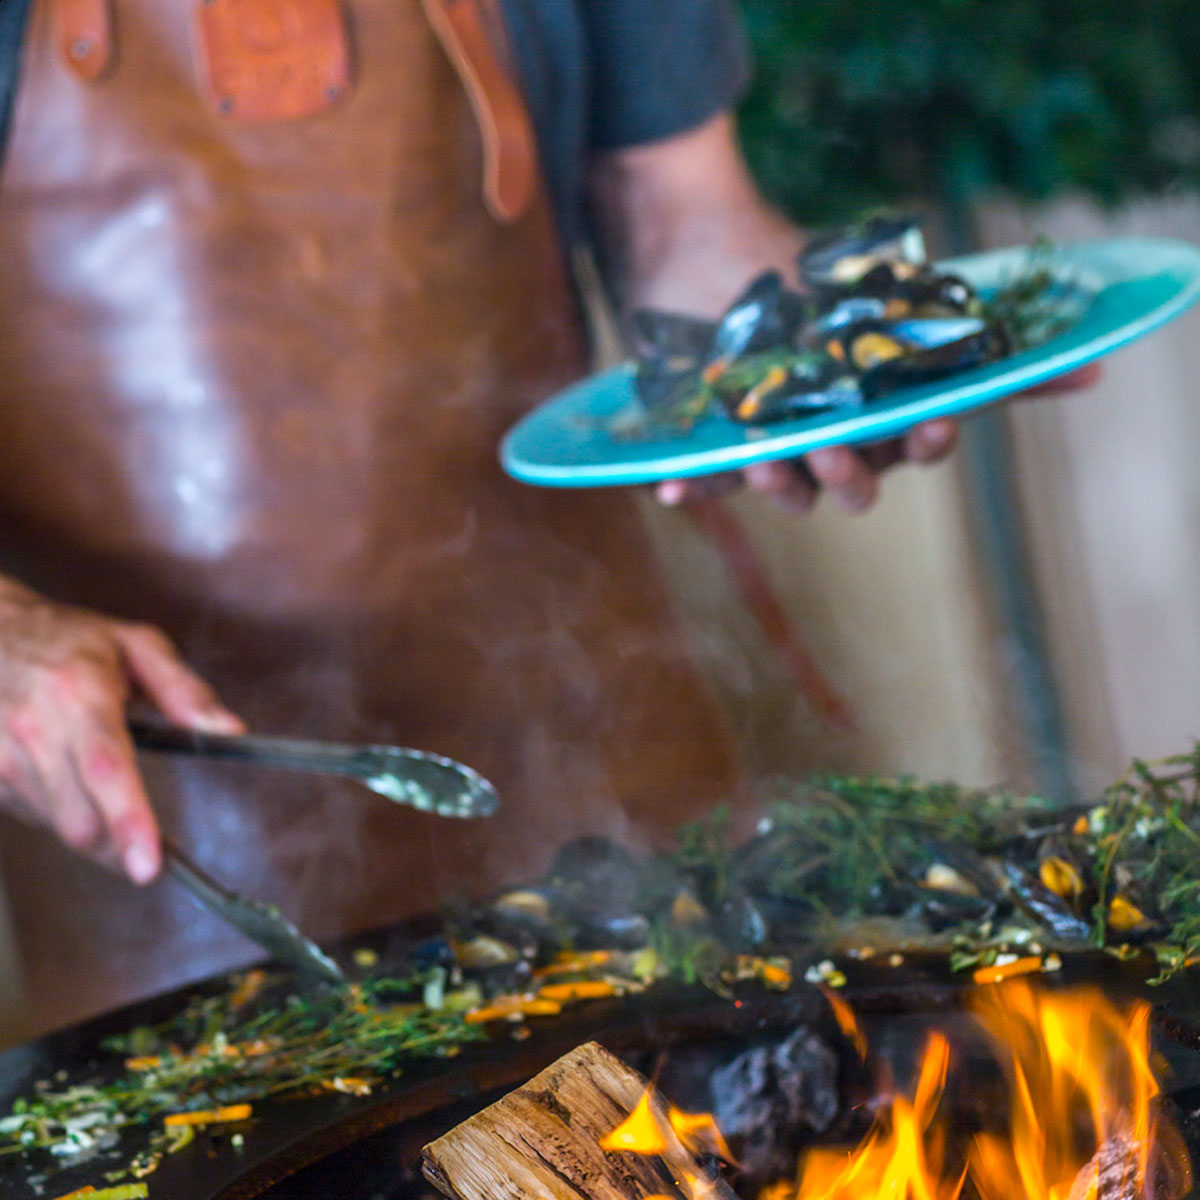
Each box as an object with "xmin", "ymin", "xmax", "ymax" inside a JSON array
[
  {"xmin": 5, "ymin": 756, "xmax": 1200, "ymax": 1200},
  {"xmin": 3, "ymin": 939, "xmax": 1199, "ymax": 1200}
]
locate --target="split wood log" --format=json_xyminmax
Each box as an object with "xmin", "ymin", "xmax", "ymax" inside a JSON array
[{"xmin": 422, "ymin": 1041, "xmax": 739, "ymax": 1200}]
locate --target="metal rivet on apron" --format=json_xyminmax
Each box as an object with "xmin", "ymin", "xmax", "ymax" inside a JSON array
[
  {"xmin": 70, "ymin": 38, "xmax": 93, "ymax": 60},
  {"xmin": 217, "ymin": 96, "xmax": 235, "ymax": 114}
]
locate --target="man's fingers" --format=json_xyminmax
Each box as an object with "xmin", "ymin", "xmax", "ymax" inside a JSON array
[
  {"xmin": 741, "ymin": 460, "xmax": 818, "ymax": 512},
  {"xmin": 903, "ymin": 418, "xmax": 960, "ymax": 464},
  {"xmin": 656, "ymin": 473, "xmax": 742, "ymax": 506},
  {"xmin": 70, "ymin": 717, "xmax": 161, "ymax": 883},
  {"xmin": 6, "ymin": 666, "xmax": 161, "ymax": 882},
  {"xmin": 115, "ymin": 623, "xmax": 244, "ymax": 734},
  {"xmin": 1019, "ymin": 361, "xmax": 1104, "ymax": 396},
  {"xmin": 5, "ymin": 698, "xmax": 104, "ymax": 856},
  {"xmin": 804, "ymin": 445, "xmax": 879, "ymax": 512}
]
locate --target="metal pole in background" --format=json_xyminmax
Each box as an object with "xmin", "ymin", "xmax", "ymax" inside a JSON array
[
  {"xmin": 959, "ymin": 411, "xmax": 1078, "ymax": 803},
  {"xmin": 942, "ymin": 194, "xmax": 1078, "ymax": 804}
]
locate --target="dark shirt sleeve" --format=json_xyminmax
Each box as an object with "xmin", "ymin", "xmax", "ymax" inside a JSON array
[{"xmin": 579, "ymin": 0, "xmax": 751, "ymax": 150}]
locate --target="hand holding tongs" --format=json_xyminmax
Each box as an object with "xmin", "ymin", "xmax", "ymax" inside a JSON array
[{"xmin": 129, "ymin": 719, "xmax": 499, "ymax": 818}]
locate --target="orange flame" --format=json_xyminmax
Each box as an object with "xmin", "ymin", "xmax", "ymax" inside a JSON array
[
  {"xmin": 967, "ymin": 981, "xmax": 1183, "ymax": 1200},
  {"xmin": 789, "ymin": 1032, "xmax": 962, "ymax": 1200},
  {"xmin": 600, "ymin": 1090, "xmax": 668, "ymax": 1155},
  {"xmin": 601, "ymin": 983, "xmax": 1189, "ymax": 1200},
  {"xmin": 820, "ymin": 984, "xmax": 868, "ymax": 1061},
  {"xmin": 670, "ymin": 1105, "xmax": 736, "ymax": 1163}
]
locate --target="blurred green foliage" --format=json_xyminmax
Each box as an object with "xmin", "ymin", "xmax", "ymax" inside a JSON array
[{"xmin": 737, "ymin": 0, "xmax": 1200, "ymax": 224}]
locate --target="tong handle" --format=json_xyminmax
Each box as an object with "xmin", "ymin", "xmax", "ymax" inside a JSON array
[{"xmin": 128, "ymin": 720, "xmax": 500, "ymax": 818}]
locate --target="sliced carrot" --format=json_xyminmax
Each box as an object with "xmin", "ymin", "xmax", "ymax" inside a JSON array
[
  {"xmin": 163, "ymin": 1103, "xmax": 252, "ymax": 1127},
  {"xmin": 972, "ymin": 956, "xmax": 1044, "ymax": 985},
  {"xmin": 124, "ymin": 1056, "xmax": 161, "ymax": 1071},
  {"xmin": 464, "ymin": 997, "xmax": 562, "ymax": 1024},
  {"xmin": 536, "ymin": 980, "xmax": 619, "ymax": 1003},
  {"xmin": 533, "ymin": 950, "xmax": 613, "ymax": 978}
]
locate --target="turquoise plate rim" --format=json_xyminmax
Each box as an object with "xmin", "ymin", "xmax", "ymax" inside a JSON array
[{"xmin": 500, "ymin": 237, "xmax": 1200, "ymax": 488}]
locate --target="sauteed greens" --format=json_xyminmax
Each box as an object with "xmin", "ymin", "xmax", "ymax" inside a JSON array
[{"xmin": 4, "ymin": 748, "xmax": 1200, "ymax": 1186}]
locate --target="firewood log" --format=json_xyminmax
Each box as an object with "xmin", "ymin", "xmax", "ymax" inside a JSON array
[{"xmin": 422, "ymin": 1041, "xmax": 739, "ymax": 1200}]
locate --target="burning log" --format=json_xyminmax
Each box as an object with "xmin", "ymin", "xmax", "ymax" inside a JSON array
[{"xmin": 422, "ymin": 1041, "xmax": 738, "ymax": 1200}]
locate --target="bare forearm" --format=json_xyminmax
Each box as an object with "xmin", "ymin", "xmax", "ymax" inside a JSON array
[{"xmin": 587, "ymin": 112, "xmax": 804, "ymax": 317}]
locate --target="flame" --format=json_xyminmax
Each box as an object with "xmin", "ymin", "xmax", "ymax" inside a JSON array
[
  {"xmin": 670, "ymin": 1105, "xmax": 735, "ymax": 1163},
  {"xmin": 820, "ymin": 984, "xmax": 868, "ymax": 1061},
  {"xmin": 788, "ymin": 1033, "xmax": 962, "ymax": 1200},
  {"xmin": 601, "ymin": 983, "xmax": 1189, "ymax": 1200},
  {"xmin": 600, "ymin": 1089, "xmax": 668, "ymax": 1155},
  {"xmin": 967, "ymin": 981, "xmax": 1180, "ymax": 1200}
]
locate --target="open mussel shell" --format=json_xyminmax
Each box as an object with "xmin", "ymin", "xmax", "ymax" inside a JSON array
[
  {"xmin": 632, "ymin": 308, "xmax": 718, "ymax": 363},
  {"xmin": 711, "ymin": 271, "xmax": 811, "ymax": 362},
  {"xmin": 798, "ymin": 215, "xmax": 925, "ymax": 286},
  {"xmin": 814, "ymin": 296, "xmax": 888, "ymax": 335},
  {"xmin": 633, "ymin": 357, "xmax": 707, "ymax": 416},
  {"xmin": 542, "ymin": 835, "xmax": 656, "ymax": 949},
  {"xmin": 842, "ymin": 317, "xmax": 1010, "ymax": 399}
]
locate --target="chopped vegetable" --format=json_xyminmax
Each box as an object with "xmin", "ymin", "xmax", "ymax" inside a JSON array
[
  {"xmin": 53, "ymin": 1187, "xmax": 148, "ymax": 1200},
  {"xmin": 464, "ymin": 997, "xmax": 562, "ymax": 1024},
  {"xmin": 536, "ymin": 980, "xmax": 620, "ymax": 1003},
  {"xmin": 163, "ymin": 1103, "xmax": 252, "ymax": 1127},
  {"xmin": 972, "ymin": 956, "xmax": 1045, "ymax": 985}
]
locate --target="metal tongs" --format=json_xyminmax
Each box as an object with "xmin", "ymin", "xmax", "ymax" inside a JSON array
[
  {"xmin": 130, "ymin": 719, "xmax": 499, "ymax": 818},
  {"xmin": 163, "ymin": 837, "xmax": 346, "ymax": 985},
  {"xmin": 136, "ymin": 720, "xmax": 498, "ymax": 983}
]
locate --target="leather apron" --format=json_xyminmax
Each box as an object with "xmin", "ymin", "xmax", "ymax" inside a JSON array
[{"xmin": 0, "ymin": 0, "xmax": 738, "ymax": 1033}]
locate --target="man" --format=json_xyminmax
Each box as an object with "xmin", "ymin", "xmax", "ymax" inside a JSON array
[{"xmin": 0, "ymin": 0, "xmax": 975, "ymax": 1032}]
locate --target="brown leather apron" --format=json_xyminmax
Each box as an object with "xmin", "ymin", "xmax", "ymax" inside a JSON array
[{"xmin": 0, "ymin": 0, "xmax": 738, "ymax": 1033}]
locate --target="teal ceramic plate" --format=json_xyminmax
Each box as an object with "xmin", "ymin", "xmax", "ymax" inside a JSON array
[{"xmin": 501, "ymin": 237, "xmax": 1200, "ymax": 488}]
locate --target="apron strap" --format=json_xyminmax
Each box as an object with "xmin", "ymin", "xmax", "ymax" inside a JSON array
[{"xmin": 420, "ymin": 0, "xmax": 537, "ymax": 224}]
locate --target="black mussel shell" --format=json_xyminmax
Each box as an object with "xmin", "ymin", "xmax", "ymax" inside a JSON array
[
  {"xmin": 632, "ymin": 308, "xmax": 719, "ymax": 363},
  {"xmin": 736, "ymin": 376, "xmax": 861, "ymax": 424},
  {"xmin": 572, "ymin": 911, "xmax": 652, "ymax": 950},
  {"xmin": 544, "ymin": 835, "xmax": 653, "ymax": 948},
  {"xmin": 1000, "ymin": 861, "xmax": 1093, "ymax": 941},
  {"xmin": 880, "ymin": 271, "xmax": 975, "ymax": 317},
  {"xmin": 858, "ymin": 320, "xmax": 1010, "ymax": 400},
  {"xmin": 837, "ymin": 321, "xmax": 911, "ymax": 373},
  {"xmin": 814, "ymin": 297, "xmax": 888, "ymax": 335},
  {"xmin": 714, "ymin": 888, "xmax": 770, "ymax": 949},
  {"xmin": 712, "ymin": 271, "xmax": 810, "ymax": 361},
  {"xmin": 918, "ymin": 891, "xmax": 996, "ymax": 933},
  {"xmin": 931, "ymin": 273, "xmax": 974, "ymax": 312},
  {"xmin": 405, "ymin": 935, "xmax": 457, "ymax": 972},
  {"xmin": 634, "ymin": 357, "xmax": 705, "ymax": 413},
  {"xmin": 716, "ymin": 351, "xmax": 861, "ymax": 424},
  {"xmin": 853, "ymin": 262, "xmax": 902, "ymax": 300},
  {"xmin": 798, "ymin": 215, "xmax": 923, "ymax": 284}
]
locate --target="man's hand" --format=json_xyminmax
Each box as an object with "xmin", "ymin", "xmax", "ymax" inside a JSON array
[
  {"xmin": 0, "ymin": 580, "xmax": 244, "ymax": 883},
  {"xmin": 589, "ymin": 112, "xmax": 1101, "ymax": 515},
  {"xmin": 656, "ymin": 418, "xmax": 959, "ymax": 513}
]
